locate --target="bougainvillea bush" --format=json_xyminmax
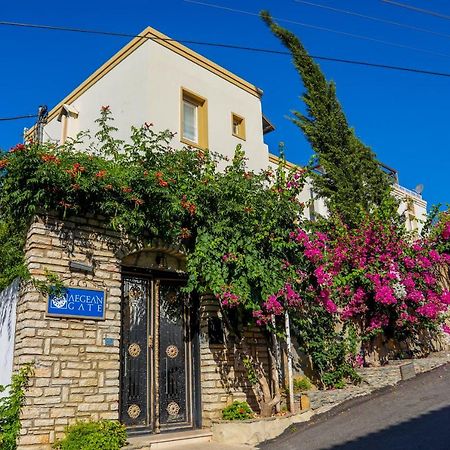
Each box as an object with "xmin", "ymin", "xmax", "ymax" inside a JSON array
[{"xmin": 252, "ymin": 215, "xmax": 450, "ymax": 376}]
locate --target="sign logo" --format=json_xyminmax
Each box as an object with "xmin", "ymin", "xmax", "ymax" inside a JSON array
[{"xmin": 47, "ymin": 287, "xmax": 106, "ymax": 320}]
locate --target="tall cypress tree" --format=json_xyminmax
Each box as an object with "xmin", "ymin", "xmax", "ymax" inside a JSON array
[{"xmin": 261, "ymin": 11, "xmax": 396, "ymax": 227}]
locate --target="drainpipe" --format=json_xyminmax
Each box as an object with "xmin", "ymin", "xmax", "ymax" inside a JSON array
[{"xmin": 285, "ymin": 311, "xmax": 295, "ymax": 413}]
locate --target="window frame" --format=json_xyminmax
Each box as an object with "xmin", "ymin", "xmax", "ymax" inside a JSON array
[
  {"xmin": 231, "ymin": 112, "xmax": 246, "ymax": 141},
  {"xmin": 180, "ymin": 88, "xmax": 208, "ymax": 149}
]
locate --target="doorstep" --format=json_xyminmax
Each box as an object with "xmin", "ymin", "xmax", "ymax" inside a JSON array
[{"xmin": 126, "ymin": 429, "xmax": 213, "ymax": 449}]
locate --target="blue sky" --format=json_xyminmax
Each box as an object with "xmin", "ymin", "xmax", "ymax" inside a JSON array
[{"xmin": 1, "ymin": 0, "xmax": 449, "ymax": 209}]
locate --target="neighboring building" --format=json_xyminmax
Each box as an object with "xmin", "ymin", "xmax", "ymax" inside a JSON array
[
  {"xmin": 6, "ymin": 25, "xmax": 427, "ymax": 449},
  {"xmin": 268, "ymin": 154, "xmax": 427, "ymax": 233}
]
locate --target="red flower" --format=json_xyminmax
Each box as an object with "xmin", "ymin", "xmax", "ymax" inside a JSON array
[
  {"xmin": 9, "ymin": 143, "xmax": 26, "ymax": 153},
  {"xmin": 104, "ymin": 184, "xmax": 113, "ymax": 190},
  {"xmin": 158, "ymin": 179, "xmax": 169, "ymax": 187},
  {"xmin": 41, "ymin": 154, "xmax": 60, "ymax": 164},
  {"xmin": 101, "ymin": 105, "xmax": 110, "ymax": 111},
  {"xmin": 95, "ymin": 170, "xmax": 107, "ymax": 178},
  {"xmin": 181, "ymin": 195, "xmax": 196, "ymax": 215},
  {"xmin": 121, "ymin": 186, "xmax": 132, "ymax": 193},
  {"xmin": 131, "ymin": 196, "xmax": 144, "ymax": 206},
  {"xmin": 0, "ymin": 159, "xmax": 8, "ymax": 169},
  {"xmin": 179, "ymin": 228, "xmax": 191, "ymax": 239},
  {"xmin": 143, "ymin": 170, "xmax": 149, "ymax": 177},
  {"xmin": 65, "ymin": 163, "xmax": 86, "ymax": 177}
]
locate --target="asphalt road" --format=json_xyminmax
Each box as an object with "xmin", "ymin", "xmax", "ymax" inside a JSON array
[{"xmin": 261, "ymin": 363, "xmax": 450, "ymax": 450}]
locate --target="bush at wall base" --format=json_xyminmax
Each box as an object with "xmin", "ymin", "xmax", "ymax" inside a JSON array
[
  {"xmin": 0, "ymin": 364, "xmax": 34, "ymax": 450},
  {"xmin": 222, "ymin": 401, "xmax": 254, "ymax": 420},
  {"xmin": 53, "ymin": 420, "xmax": 127, "ymax": 450}
]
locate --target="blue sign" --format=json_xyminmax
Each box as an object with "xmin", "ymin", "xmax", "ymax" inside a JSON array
[{"xmin": 47, "ymin": 287, "xmax": 106, "ymax": 320}]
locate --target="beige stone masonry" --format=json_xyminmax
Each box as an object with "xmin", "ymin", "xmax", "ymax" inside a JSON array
[
  {"xmin": 199, "ymin": 296, "xmax": 270, "ymax": 426},
  {"xmin": 13, "ymin": 215, "xmax": 272, "ymax": 448},
  {"xmin": 14, "ymin": 216, "xmax": 125, "ymax": 450}
]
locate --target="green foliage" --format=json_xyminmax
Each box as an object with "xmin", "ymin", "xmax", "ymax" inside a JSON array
[
  {"xmin": 260, "ymin": 11, "xmax": 397, "ymax": 227},
  {"xmin": 53, "ymin": 420, "xmax": 127, "ymax": 450},
  {"xmin": 0, "ymin": 108, "xmax": 306, "ymax": 320},
  {"xmin": 242, "ymin": 357, "xmax": 259, "ymax": 385},
  {"xmin": 292, "ymin": 375, "xmax": 312, "ymax": 392},
  {"xmin": 291, "ymin": 307, "xmax": 360, "ymax": 389},
  {"xmin": 0, "ymin": 364, "xmax": 34, "ymax": 450},
  {"xmin": 0, "ymin": 218, "xmax": 28, "ymax": 290},
  {"xmin": 222, "ymin": 401, "xmax": 254, "ymax": 420},
  {"xmin": 32, "ymin": 269, "xmax": 66, "ymax": 297}
]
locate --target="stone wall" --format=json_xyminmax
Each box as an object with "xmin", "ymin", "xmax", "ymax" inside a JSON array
[
  {"xmin": 12, "ymin": 215, "xmax": 272, "ymax": 447},
  {"xmin": 14, "ymin": 216, "xmax": 124, "ymax": 449},
  {"xmin": 199, "ymin": 296, "xmax": 271, "ymax": 426}
]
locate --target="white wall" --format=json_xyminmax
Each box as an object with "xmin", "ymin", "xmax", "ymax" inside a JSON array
[
  {"xmin": 0, "ymin": 278, "xmax": 19, "ymax": 394},
  {"xmin": 43, "ymin": 35, "xmax": 269, "ymax": 172}
]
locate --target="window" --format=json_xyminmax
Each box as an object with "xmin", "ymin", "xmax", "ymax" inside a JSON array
[
  {"xmin": 231, "ymin": 113, "xmax": 246, "ymax": 140},
  {"xmin": 181, "ymin": 88, "xmax": 208, "ymax": 148}
]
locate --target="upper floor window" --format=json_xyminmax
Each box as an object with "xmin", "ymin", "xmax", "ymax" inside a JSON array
[
  {"xmin": 231, "ymin": 113, "xmax": 246, "ymax": 140},
  {"xmin": 181, "ymin": 88, "xmax": 208, "ymax": 148}
]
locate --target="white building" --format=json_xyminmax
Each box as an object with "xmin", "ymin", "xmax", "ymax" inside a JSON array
[
  {"xmin": 40, "ymin": 25, "xmax": 426, "ymax": 230},
  {"xmin": 41, "ymin": 26, "xmax": 272, "ymax": 173}
]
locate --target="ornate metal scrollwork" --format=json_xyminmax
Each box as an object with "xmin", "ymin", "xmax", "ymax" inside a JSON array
[
  {"xmin": 128, "ymin": 343, "xmax": 141, "ymax": 358},
  {"xmin": 166, "ymin": 345, "xmax": 179, "ymax": 359},
  {"xmin": 166, "ymin": 401, "xmax": 180, "ymax": 416},
  {"xmin": 127, "ymin": 404, "xmax": 141, "ymax": 419}
]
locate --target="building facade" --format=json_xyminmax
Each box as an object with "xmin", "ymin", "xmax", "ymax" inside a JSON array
[{"xmin": 3, "ymin": 25, "xmax": 427, "ymax": 449}]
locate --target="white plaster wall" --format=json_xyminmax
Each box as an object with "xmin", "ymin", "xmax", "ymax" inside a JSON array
[
  {"xmin": 0, "ymin": 278, "xmax": 19, "ymax": 394},
  {"xmin": 43, "ymin": 37, "xmax": 269, "ymax": 171},
  {"xmin": 393, "ymin": 185, "xmax": 428, "ymax": 234},
  {"xmin": 267, "ymin": 158, "xmax": 328, "ymax": 221},
  {"xmin": 267, "ymin": 158, "xmax": 427, "ymax": 225}
]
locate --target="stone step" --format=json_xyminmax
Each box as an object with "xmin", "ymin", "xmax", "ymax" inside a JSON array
[{"xmin": 126, "ymin": 429, "xmax": 213, "ymax": 449}]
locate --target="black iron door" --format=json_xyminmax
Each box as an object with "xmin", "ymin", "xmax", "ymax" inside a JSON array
[
  {"xmin": 158, "ymin": 280, "xmax": 193, "ymax": 430},
  {"xmin": 120, "ymin": 274, "xmax": 194, "ymax": 432},
  {"xmin": 120, "ymin": 276, "xmax": 151, "ymax": 429}
]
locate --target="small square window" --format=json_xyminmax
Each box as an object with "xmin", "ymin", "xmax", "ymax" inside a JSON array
[
  {"xmin": 231, "ymin": 113, "xmax": 246, "ymax": 140},
  {"xmin": 181, "ymin": 89, "xmax": 208, "ymax": 148}
]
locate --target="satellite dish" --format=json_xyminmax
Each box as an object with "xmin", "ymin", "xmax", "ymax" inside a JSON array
[{"xmin": 415, "ymin": 184, "xmax": 424, "ymax": 195}]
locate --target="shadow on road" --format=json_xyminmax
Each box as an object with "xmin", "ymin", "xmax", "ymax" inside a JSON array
[{"xmin": 326, "ymin": 404, "xmax": 450, "ymax": 450}]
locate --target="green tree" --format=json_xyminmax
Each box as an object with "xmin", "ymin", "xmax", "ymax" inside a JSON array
[{"xmin": 261, "ymin": 11, "xmax": 396, "ymax": 227}]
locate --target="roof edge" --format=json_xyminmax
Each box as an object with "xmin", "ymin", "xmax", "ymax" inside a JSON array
[{"xmin": 34, "ymin": 25, "xmax": 262, "ymax": 130}]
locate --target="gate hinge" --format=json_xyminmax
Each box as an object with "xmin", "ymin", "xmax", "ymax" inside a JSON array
[{"xmin": 148, "ymin": 336, "xmax": 153, "ymax": 348}]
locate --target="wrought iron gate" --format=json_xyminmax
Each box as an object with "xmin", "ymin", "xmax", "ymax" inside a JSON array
[{"xmin": 120, "ymin": 274, "xmax": 196, "ymax": 432}]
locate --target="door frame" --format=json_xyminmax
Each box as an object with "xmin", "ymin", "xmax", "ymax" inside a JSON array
[{"xmin": 119, "ymin": 267, "xmax": 201, "ymax": 434}]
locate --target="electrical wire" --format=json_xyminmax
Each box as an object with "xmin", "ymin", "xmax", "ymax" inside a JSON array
[
  {"xmin": 294, "ymin": 0, "xmax": 450, "ymax": 40},
  {"xmin": 183, "ymin": 0, "xmax": 450, "ymax": 59},
  {"xmin": 0, "ymin": 114, "xmax": 37, "ymax": 122},
  {"xmin": 0, "ymin": 17, "xmax": 449, "ymax": 83},
  {"xmin": 381, "ymin": 1, "xmax": 450, "ymax": 21}
]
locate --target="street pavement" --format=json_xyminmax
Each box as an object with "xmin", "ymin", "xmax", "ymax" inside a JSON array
[{"xmin": 261, "ymin": 363, "xmax": 450, "ymax": 450}]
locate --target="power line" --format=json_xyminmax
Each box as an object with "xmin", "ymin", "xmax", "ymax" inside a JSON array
[
  {"xmin": 381, "ymin": 1, "xmax": 450, "ymax": 21},
  {"xmin": 184, "ymin": 0, "xmax": 450, "ymax": 59},
  {"xmin": 295, "ymin": 0, "xmax": 450, "ymax": 40},
  {"xmin": 0, "ymin": 114, "xmax": 37, "ymax": 122},
  {"xmin": 0, "ymin": 18, "xmax": 449, "ymax": 80}
]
